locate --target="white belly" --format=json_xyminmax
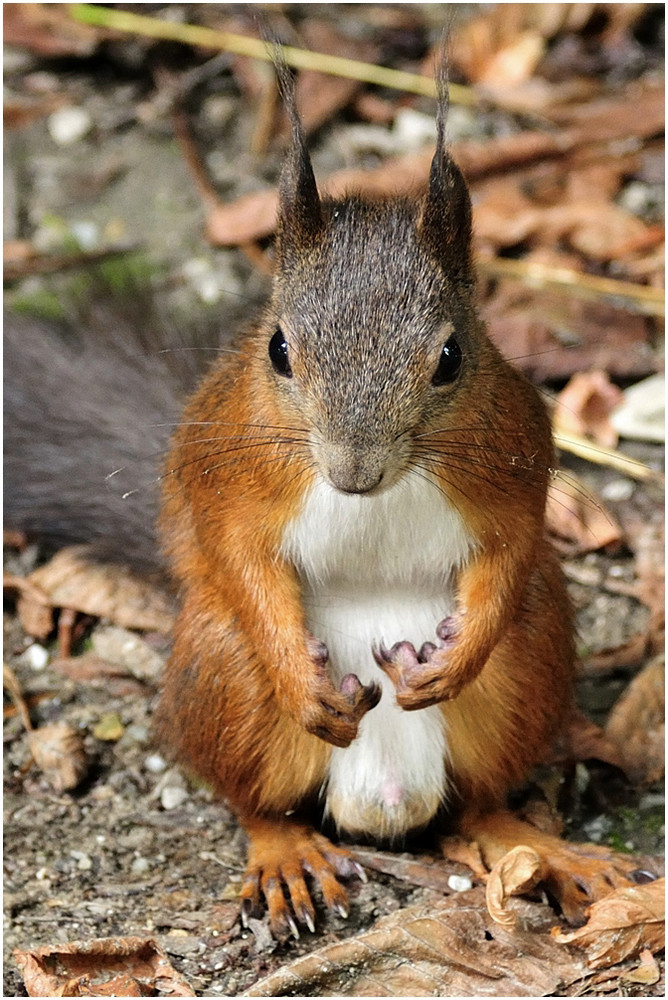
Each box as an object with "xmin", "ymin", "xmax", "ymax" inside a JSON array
[{"xmin": 280, "ymin": 474, "xmax": 476, "ymax": 840}]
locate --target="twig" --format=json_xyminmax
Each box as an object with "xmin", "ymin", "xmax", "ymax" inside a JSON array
[
  {"xmin": 554, "ymin": 431, "xmax": 663, "ymax": 482},
  {"xmin": 3, "ymin": 662, "xmax": 33, "ymax": 732},
  {"xmin": 478, "ymin": 257, "xmax": 665, "ymax": 319},
  {"xmin": 70, "ymin": 3, "xmax": 477, "ymax": 105},
  {"xmin": 3, "ymin": 243, "xmax": 140, "ymax": 283}
]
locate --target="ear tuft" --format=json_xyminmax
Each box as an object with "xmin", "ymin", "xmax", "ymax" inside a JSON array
[
  {"xmin": 418, "ymin": 45, "xmax": 473, "ymax": 283},
  {"xmin": 272, "ymin": 50, "xmax": 322, "ymax": 262}
]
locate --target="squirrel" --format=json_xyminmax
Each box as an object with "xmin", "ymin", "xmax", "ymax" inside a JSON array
[
  {"xmin": 5, "ymin": 57, "xmax": 638, "ymax": 940},
  {"xmin": 153, "ymin": 60, "xmax": 638, "ymax": 935}
]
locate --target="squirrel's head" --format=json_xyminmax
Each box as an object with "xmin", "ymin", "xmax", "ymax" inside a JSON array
[{"xmin": 267, "ymin": 54, "xmax": 484, "ymax": 497}]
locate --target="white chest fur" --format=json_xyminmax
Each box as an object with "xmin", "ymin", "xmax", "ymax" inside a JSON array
[{"xmin": 280, "ymin": 474, "xmax": 476, "ymax": 840}]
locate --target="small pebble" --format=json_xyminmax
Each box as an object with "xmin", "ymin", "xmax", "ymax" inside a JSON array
[
  {"xmin": 48, "ymin": 106, "xmax": 92, "ymax": 146},
  {"xmin": 24, "ymin": 643, "xmax": 49, "ymax": 670},
  {"xmin": 448, "ymin": 873, "xmax": 473, "ymax": 893},
  {"xmin": 131, "ymin": 856, "xmax": 150, "ymax": 875},
  {"xmin": 70, "ymin": 851, "xmax": 92, "ymax": 871},
  {"xmin": 161, "ymin": 785, "xmax": 189, "ymax": 811},
  {"xmin": 145, "ymin": 753, "xmax": 167, "ymax": 774},
  {"xmin": 69, "ymin": 220, "xmax": 99, "ymax": 250},
  {"xmin": 601, "ymin": 479, "xmax": 634, "ymax": 502}
]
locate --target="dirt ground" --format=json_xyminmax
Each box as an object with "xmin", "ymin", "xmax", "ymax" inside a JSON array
[{"xmin": 4, "ymin": 4, "xmax": 665, "ymax": 997}]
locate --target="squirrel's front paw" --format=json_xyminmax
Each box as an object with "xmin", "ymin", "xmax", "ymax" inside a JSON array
[
  {"xmin": 299, "ymin": 638, "xmax": 381, "ymax": 747},
  {"xmin": 373, "ymin": 616, "xmax": 466, "ymax": 710}
]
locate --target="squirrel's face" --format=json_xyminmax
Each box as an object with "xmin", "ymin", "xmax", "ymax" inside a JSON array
[
  {"xmin": 267, "ymin": 71, "xmax": 481, "ymax": 497},
  {"xmin": 268, "ymin": 198, "xmax": 481, "ymax": 496}
]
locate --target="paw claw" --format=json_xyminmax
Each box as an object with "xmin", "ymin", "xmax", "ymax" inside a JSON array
[
  {"xmin": 418, "ymin": 641, "xmax": 437, "ymax": 662},
  {"xmin": 286, "ymin": 912, "xmax": 300, "ymax": 940},
  {"xmin": 352, "ymin": 861, "xmax": 368, "ymax": 884},
  {"xmin": 436, "ymin": 615, "xmax": 458, "ymax": 645},
  {"xmin": 332, "ymin": 901, "xmax": 349, "ymax": 919}
]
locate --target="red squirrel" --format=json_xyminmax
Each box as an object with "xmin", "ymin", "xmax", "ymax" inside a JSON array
[{"xmin": 152, "ymin": 61, "xmax": 637, "ymax": 936}]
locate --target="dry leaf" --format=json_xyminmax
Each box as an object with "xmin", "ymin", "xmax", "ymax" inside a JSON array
[
  {"xmin": 546, "ymin": 470, "xmax": 622, "ymax": 554},
  {"xmin": 242, "ymin": 887, "xmax": 589, "ymax": 997},
  {"xmin": 621, "ymin": 947, "xmax": 661, "ymax": 985},
  {"xmin": 353, "ymin": 847, "xmax": 476, "ymax": 893},
  {"xmin": 4, "ymin": 572, "xmax": 54, "ymax": 640},
  {"xmin": 3, "ymin": 2, "xmax": 105, "ymax": 57},
  {"xmin": 552, "ymin": 878, "xmax": 665, "ymax": 969},
  {"xmin": 564, "ymin": 709, "xmax": 627, "ymax": 771},
  {"xmin": 486, "ymin": 846, "xmax": 547, "ymax": 929},
  {"xmin": 448, "ymin": 3, "xmax": 596, "ymax": 85},
  {"xmin": 553, "ymin": 371, "xmax": 624, "ymax": 448},
  {"xmin": 14, "ymin": 936, "xmax": 195, "ymax": 998},
  {"xmin": 27, "ymin": 721, "xmax": 88, "ymax": 792},
  {"xmin": 612, "ymin": 374, "xmax": 666, "ymax": 444},
  {"xmin": 290, "ymin": 20, "xmax": 379, "ymax": 137},
  {"xmin": 26, "ymin": 545, "xmax": 175, "ymax": 634},
  {"xmin": 605, "ymin": 655, "xmax": 665, "ymax": 785}
]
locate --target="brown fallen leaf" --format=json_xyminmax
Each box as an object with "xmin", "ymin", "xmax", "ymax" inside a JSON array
[
  {"xmin": 605, "ymin": 655, "xmax": 665, "ymax": 785},
  {"xmin": 563, "ymin": 708, "xmax": 627, "ymax": 771},
  {"xmin": 352, "ymin": 846, "xmax": 477, "ymax": 894},
  {"xmin": 486, "ymin": 845, "xmax": 547, "ymax": 929},
  {"xmin": 204, "ymin": 127, "xmax": 576, "ymax": 247},
  {"xmin": 28, "ymin": 721, "xmax": 88, "ymax": 792},
  {"xmin": 14, "ymin": 936, "xmax": 195, "ymax": 998},
  {"xmin": 50, "ymin": 652, "xmax": 149, "ymax": 697},
  {"xmin": 621, "ymin": 947, "xmax": 661, "ymax": 986},
  {"xmin": 4, "ymin": 572, "xmax": 54, "ymax": 640},
  {"xmin": 25, "ymin": 545, "xmax": 175, "ymax": 635},
  {"xmin": 242, "ymin": 887, "xmax": 590, "ymax": 997},
  {"xmin": 447, "ymin": 3, "xmax": 635, "ymax": 87},
  {"xmin": 546, "ymin": 470, "xmax": 622, "ymax": 554},
  {"xmin": 553, "ymin": 370, "xmax": 624, "ymax": 448},
  {"xmin": 289, "ymin": 19, "xmax": 380, "ymax": 137},
  {"xmin": 552, "ymin": 878, "xmax": 665, "ymax": 969},
  {"xmin": 3, "ymin": 2, "xmax": 106, "ymax": 57},
  {"xmin": 3, "ymin": 661, "xmax": 90, "ymax": 791},
  {"xmin": 483, "ymin": 285, "xmax": 656, "ymax": 383}
]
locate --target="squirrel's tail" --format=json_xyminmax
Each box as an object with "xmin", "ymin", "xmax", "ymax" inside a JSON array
[{"xmin": 4, "ymin": 288, "xmax": 223, "ymax": 573}]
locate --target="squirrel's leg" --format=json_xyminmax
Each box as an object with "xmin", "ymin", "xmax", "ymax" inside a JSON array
[
  {"xmin": 440, "ymin": 559, "xmax": 639, "ymax": 922},
  {"xmin": 155, "ymin": 594, "xmax": 365, "ymax": 935},
  {"xmin": 375, "ymin": 538, "xmax": 551, "ymax": 709}
]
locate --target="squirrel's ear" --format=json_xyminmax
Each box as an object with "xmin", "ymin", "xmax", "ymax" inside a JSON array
[
  {"xmin": 273, "ymin": 56, "xmax": 322, "ymax": 259},
  {"xmin": 418, "ymin": 51, "xmax": 473, "ymax": 283}
]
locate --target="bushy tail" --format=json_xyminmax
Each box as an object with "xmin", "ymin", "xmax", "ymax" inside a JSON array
[{"xmin": 4, "ymin": 289, "xmax": 224, "ymax": 573}]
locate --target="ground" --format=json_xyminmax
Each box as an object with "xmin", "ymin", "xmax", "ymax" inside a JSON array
[{"xmin": 3, "ymin": 4, "xmax": 664, "ymax": 997}]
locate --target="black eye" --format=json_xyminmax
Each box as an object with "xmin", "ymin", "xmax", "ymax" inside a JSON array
[
  {"xmin": 432, "ymin": 335, "xmax": 462, "ymax": 386},
  {"xmin": 269, "ymin": 327, "xmax": 292, "ymax": 377}
]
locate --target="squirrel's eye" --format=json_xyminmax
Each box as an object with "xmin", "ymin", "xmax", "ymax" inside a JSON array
[
  {"xmin": 269, "ymin": 327, "xmax": 292, "ymax": 377},
  {"xmin": 432, "ymin": 335, "xmax": 462, "ymax": 386}
]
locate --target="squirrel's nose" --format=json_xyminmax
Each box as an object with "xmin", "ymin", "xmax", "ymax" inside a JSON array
[{"xmin": 330, "ymin": 470, "xmax": 384, "ymax": 496}]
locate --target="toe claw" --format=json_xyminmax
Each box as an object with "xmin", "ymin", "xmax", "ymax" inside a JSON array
[
  {"xmin": 333, "ymin": 901, "xmax": 349, "ymax": 919},
  {"xmin": 286, "ymin": 912, "xmax": 300, "ymax": 940},
  {"xmin": 352, "ymin": 861, "xmax": 367, "ymax": 883},
  {"xmin": 630, "ymin": 868, "xmax": 657, "ymax": 884},
  {"xmin": 240, "ymin": 898, "xmax": 252, "ymax": 929}
]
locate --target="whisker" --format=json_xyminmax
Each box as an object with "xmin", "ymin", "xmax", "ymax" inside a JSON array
[{"xmin": 157, "ymin": 346, "xmax": 242, "ymax": 356}]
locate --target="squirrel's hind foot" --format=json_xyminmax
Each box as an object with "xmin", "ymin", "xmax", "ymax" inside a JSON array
[
  {"xmin": 240, "ymin": 817, "xmax": 365, "ymax": 938},
  {"xmin": 457, "ymin": 809, "xmax": 649, "ymax": 925}
]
